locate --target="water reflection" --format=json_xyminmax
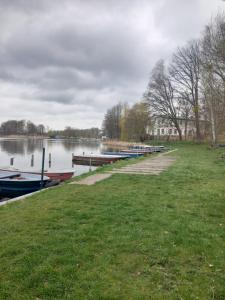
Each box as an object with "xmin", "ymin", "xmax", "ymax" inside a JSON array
[
  {"xmin": 0, "ymin": 139, "xmax": 25, "ymax": 155},
  {"xmin": 0, "ymin": 139, "xmax": 44, "ymax": 155},
  {"xmin": 0, "ymin": 138, "xmax": 104, "ymax": 176}
]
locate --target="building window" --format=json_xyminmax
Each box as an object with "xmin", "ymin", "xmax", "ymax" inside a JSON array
[
  {"xmin": 169, "ymin": 129, "xmax": 172, "ymax": 134},
  {"xmin": 161, "ymin": 129, "xmax": 164, "ymax": 135},
  {"xmin": 157, "ymin": 129, "xmax": 160, "ymax": 135},
  {"xmin": 174, "ymin": 129, "xmax": 177, "ymax": 135}
]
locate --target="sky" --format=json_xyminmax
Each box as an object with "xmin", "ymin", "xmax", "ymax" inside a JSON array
[{"xmin": 0, "ymin": 0, "xmax": 224, "ymax": 130}]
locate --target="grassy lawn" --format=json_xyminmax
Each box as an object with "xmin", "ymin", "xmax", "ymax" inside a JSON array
[{"xmin": 0, "ymin": 144, "xmax": 225, "ymax": 299}]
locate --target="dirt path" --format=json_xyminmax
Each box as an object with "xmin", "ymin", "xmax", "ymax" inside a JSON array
[{"xmin": 70, "ymin": 173, "xmax": 112, "ymax": 185}]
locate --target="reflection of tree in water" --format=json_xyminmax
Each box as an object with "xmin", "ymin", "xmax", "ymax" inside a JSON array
[
  {"xmin": 60, "ymin": 139, "xmax": 101, "ymax": 152},
  {"xmin": 0, "ymin": 139, "xmax": 45, "ymax": 155},
  {"xmin": 26, "ymin": 139, "xmax": 44, "ymax": 154},
  {"xmin": 0, "ymin": 140, "xmax": 26, "ymax": 155}
]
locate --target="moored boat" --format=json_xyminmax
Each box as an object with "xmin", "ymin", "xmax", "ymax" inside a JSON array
[
  {"xmin": 102, "ymin": 151, "xmax": 144, "ymax": 158},
  {"xmin": 120, "ymin": 149, "xmax": 153, "ymax": 155},
  {"xmin": 0, "ymin": 171, "xmax": 49, "ymax": 198},
  {"xmin": 43, "ymin": 171, "xmax": 74, "ymax": 181},
  {"xmin": 130, "ymin": 145, "xmax": 165, "ymax": 152},
  {"xmin": 0, "ymin": 168, "xmax": 74, "ymax": 182},
  {"xmin": 73, "ymin": 154, "xmax": 128, "ymax": 166}
]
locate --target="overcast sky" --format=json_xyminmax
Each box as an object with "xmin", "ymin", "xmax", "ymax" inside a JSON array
[{"xmin": 0, "ymin": 0, "xmax": 224, "ymax": 129}]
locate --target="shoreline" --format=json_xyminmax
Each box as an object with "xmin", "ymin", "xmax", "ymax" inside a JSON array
[{"xmin": 0, "ymin": 135, "xmax": 49, "ymax": 140}]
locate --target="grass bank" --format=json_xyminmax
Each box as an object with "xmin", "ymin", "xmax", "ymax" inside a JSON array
[{"xmin": 0, "ymin": 144, "xmax": 225, "ymax": 299}]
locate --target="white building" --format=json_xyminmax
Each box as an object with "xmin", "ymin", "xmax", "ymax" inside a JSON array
[{"xmin": 147, "ymin": 115, "xmax": 202, "ymax": 140}]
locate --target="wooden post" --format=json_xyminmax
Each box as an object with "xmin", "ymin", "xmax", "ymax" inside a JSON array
[
  {"xmin": 89, "ymin": 157, "xmax": 92, "ymax": 171},
  {"xmin": 10, "ymin": 157, "xmax": 14, "ymax": 166},
  {"xmin": 48, "ymin": 153, "xmax": 52, "ymax": 168},
  {"xmin": 40, "ymin": 147, "xmax": 45, "ymax": 189},
  {"xmin": 72, "ymin": 153, "xmax": 74, "ymax": 168}
]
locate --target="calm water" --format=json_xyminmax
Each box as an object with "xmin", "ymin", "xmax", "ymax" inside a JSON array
[{"xmin": 0, "ymin": 138, "xmax": 107, "ymax": 176}]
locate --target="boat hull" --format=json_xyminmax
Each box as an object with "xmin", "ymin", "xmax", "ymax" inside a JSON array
[
  {"xmin": 102, "ymin": 152, "xmax": 143, "ymax": 158},
  {"xmin": 0, "ymin": 169, "xmax": 74, "ymax": 182},
  {"xmin": 73, "ymin": 154, "xmax": 126, "ymax": 166},
  {"xmin": 121, "ymin": 149, "xmax": 153, "ymax": 155},
  {"xmin": 40, "ymin": 171, "xmax": 74, "ymax": 182},
  {"xmin": 130, "ymin": 146, "xmax": 165, "ymax": 152},
  {"xmin": 0, "ymin": 174, "xmax": 49, "ymax": 198}
]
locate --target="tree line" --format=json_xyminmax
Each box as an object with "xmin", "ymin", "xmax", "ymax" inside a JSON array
[
  {"xmin": 0, "ymin": 120, "xmax": 45, "ymax": 136},
  {"xmin": 49, "ymin": 127, "xmax": 101, "ymax": 139},
  {"xmin": 103, "ymin": 13, "xmax": 225, "ymax": 143},
  {"xmin": 0, "ymin": 120, "xmax": 101, "ymax": 139}
]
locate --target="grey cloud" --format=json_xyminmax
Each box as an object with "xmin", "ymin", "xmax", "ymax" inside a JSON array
[
  {"xmin": 33, "ymin": 91, "xmax": 74, "ymax": 105},
  {"xmin": 0, "ymin": 0, "xmax": 224, "ymax": 128}
]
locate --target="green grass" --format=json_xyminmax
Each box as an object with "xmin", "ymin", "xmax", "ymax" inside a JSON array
[{"xmin": 0, "ymin": 144, "xmax": 225, "ymax": 299}]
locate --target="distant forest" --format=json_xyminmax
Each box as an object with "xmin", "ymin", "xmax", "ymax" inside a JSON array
[
  {"xmin": 48, "ymin": 127, "xmax": 101, "ymax": 139},
  {"xmin": 0, "ymin": 120, "xmax": 45, "ymax": 136},
  {"xmin": 0, "ymin": 120, "xmax": 101, "ymax": 139}
]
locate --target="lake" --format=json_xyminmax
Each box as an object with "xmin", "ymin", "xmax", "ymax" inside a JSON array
[{"xmin": 0, "ymin": 138, "xmax": 107, "ymax": 176}]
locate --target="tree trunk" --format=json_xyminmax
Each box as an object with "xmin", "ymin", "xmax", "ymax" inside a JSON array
[
  {"xmin": 185, "ymin": 119, "xmax": 188, "ymax": 140},
  {"xmin": 178, "ymin": 127, "xmax": 182, "ymax": 141},
  {"xmin": 210, "ymin": 107, "xmax": 216, "ymax": 145},
  {"xmin": 208, "ymin": 83, "xmax": 216, "ymax": 145},
  {"xmin": 194, "ymin": 106, "xmax": 201, "ymax": 142},
  {"xmin": 173, "ymin": 119, "xmax": 182, "ymax": 141}
]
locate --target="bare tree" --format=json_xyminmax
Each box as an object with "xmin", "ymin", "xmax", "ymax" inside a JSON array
[
  {"xmin": 178, "ymin": 98, "xmax": 193, "ymax": 140},
  {"xmin": 201, "ymin": 14, "xmax": 225, "ymax": 143},
  {"xmin": 202, "ymin": 13, "xmax": 225, "ymax": 82},
  {"xmin": 170, "ymin": 40, "xmax": 202, "ymax": 142},
  {"xmin": 102, "ymin": 103, "xmax": 123, "ymax": 139},
  {"xmin": 144, "ymin": 60, "xmax": 182, "ymax": 140}
]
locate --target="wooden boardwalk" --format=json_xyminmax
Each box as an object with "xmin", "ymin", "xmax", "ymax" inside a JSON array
[
  {"xmin": 71, "ymin": 150, "xmax": 177, "ymax": 185},
  {"xmin": 108, "ymin": 150, "xmax": 176, "ymax": 175}
]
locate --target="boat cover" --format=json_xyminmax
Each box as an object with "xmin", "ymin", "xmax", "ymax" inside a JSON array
[{"xmin": 0, "ymin": 171, "xmax": 21, "ymax": 179}]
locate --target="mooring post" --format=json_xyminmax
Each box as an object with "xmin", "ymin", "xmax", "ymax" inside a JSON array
[
  {"xmin": 49, "ymin": 153, "xmax": 52, "ymax": 168},
  {"xmin": 10, "ymin": 157, "xmax": 14, "ymax": 166},
  {"xmin": 31, "ymin": 154, "xmax": 34, "ymax": 167},
  {"xmin": 40, "ymin": 147, "xmax": 45, "ymax": 189},
  {"xmin": 89, "ymin": 157, "xmax": 92, "ymax": 172},
  {"xmin": 72, "ymin": 153, "xmax": 74, "ymax": 168}
]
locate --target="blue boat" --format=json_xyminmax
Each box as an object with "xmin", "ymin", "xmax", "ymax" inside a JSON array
[
  {"xmin": 102, "ymin": 152, "xmax": 144, "ymax": 158},
  {"xmin": 0, "ymin": 171, "xmax": 50, "ymax": 198},
  {"xmin": 130, "ymin": 145, "xmax": 165, "ymax": 152}
]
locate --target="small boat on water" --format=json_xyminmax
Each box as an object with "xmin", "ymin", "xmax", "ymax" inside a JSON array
[
  {"xmin": 130, "ymin": 145, "xmax": 165, "ymax": 152},
  {"xmin": 0, "ymin": 168, "xmax": 74, "ymax": 182},
  {"xmin": 102, "ymin": 151, "xmax": 144, "ymax": 158},
  {"xmin": 73, "ymin": 154, "xmax": 129, "ymax": 166},
  {"xmin": 120, "ymin": 149, "xmax": 153, "ymax": 155},
  {"xmin": 42, "ymin": 170, "xmax": 74, "ymax": 181},
  {"xmin": 0, "ymin": 171, "xmax": 49, "ymax": 198}
]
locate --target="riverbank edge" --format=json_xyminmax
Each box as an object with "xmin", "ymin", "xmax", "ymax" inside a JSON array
[{"xmin": 0, "ymin": 135, "xmax": 49, "ymax": 140}]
